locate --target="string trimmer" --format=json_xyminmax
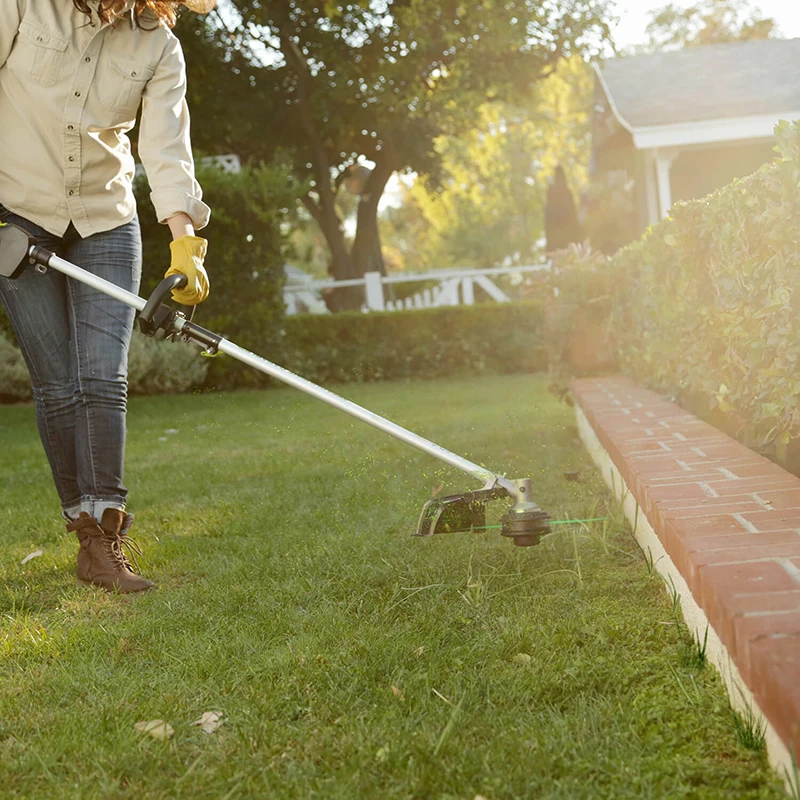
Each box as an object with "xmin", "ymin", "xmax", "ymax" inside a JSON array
[{"xmin": 0, "ymin": 222, "xmax": 551, "ymax": 546}]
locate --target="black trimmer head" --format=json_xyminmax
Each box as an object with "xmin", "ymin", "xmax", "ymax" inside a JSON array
[
  {"xmin": 415, "ymin": 477, "xmax": 551, "ymax": 547},
  {"xmin": 500, "ymin": 507, "xmax": 552, "ymax": 547}
]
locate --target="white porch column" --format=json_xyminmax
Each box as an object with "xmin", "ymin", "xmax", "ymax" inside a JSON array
[
  {"xmin": 654, "ymin": 148, "xmax": 679, "ymax": 220},
  {"xmin": 644, "ymin": 151, "xmax": 660, "ymax": 226}
]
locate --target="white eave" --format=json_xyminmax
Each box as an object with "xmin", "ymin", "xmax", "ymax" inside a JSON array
[
  {"xmin": 632, "ymin": 112, "xmax": 800, "ymax": 150},
  {"xmin": 594, "ymin": 64, "xmax": 800, "ymax": 151}
]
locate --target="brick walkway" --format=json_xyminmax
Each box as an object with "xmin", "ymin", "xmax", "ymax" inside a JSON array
[{"xmin": 572, "ymin": 376, "xmax": 800, "ymax": 769}]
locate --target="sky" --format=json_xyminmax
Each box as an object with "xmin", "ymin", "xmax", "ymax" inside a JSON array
[{"xmin": 610, "ymin": 0, "xmax": 800, "ymax": 47}]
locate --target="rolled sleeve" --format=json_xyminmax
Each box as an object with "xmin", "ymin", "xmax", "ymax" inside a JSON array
[
  {"xmin": 138, "ymin": 33, "xmax": 211, "ymax": 230},
  {"xmin": 1, "ymin": 0, "xmax": 25, "ymax": 68}
]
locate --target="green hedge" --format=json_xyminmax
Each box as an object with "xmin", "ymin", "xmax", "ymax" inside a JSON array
[
  {"xmin": 201, "ymin": 303, "xmax": 547, "ymax": 389},
  {"xmin": 0, "ymin": 330, "xmax": 208, "ymax": 404},
  {"xmin": 2, "ymin": 303, "xmax": 547, "ymax": 402},
  {"xmin": 136, "ymin": 160, "xmax": 294, "ymax": 392},
  {"xmin": 606, "ymin": 120, "xmax": 800, "ymax": 462}
]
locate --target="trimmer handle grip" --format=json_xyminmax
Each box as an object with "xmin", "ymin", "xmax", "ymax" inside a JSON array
[{"xmin": 138, "ymin": 274, "xmax": 196, "ymax": 337}]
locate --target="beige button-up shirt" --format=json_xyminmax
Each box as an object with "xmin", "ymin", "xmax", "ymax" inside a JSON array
[{"xmin": 0, "ymin": 0, "xmax": 210, "ymax": 238}]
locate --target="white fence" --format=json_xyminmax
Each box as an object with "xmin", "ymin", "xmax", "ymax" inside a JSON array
[{"xmin": 284, "ymin": 264, "xmax": 550, "ymax": 314}]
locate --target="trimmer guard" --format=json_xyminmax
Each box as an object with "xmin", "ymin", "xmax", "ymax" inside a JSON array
[
  {"xmin": 414, "ymin": 486, "xmax": 509, "ymax": 537},
  {"xmin": 0, "ymin": 222, "xmax": 32, "ymax": 280},
  {"xmin": 415, "ymin": 478, "xmax": 552, "ymax": 547}
]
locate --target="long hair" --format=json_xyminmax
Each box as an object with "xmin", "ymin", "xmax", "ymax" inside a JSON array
[{"xmin": 71, "ymin": 1, "xmax": 183, "ymax": 29}]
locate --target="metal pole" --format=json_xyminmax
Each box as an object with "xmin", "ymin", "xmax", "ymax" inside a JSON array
[
  {"xmin": 39, "ymin": 248, "xmax": 517, "ymax": 496},
  {"xmin": 45, "ymin": 253, "xmax": 147, "ymax": 312},
  {"xmin": 216, "ymin": 338, "xmax": 516, "ymax": 492}
]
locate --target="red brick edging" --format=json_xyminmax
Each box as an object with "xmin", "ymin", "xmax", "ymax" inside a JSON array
[{"xmin": 571, "ymin": 377, "xmax": 800, "ymax": 760}]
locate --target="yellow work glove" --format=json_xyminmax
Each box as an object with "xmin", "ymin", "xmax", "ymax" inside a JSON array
[{"xmin": 165, "ymin": 235, "xmax": 210, "ymax": 305}]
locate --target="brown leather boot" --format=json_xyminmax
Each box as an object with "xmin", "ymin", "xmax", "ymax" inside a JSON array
[{"xmin": 67, "ymin": 509, "xmax": 155, "ymax": 593}]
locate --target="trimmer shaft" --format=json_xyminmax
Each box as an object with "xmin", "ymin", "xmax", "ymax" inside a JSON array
[{"xmin": 0, "ymin": 221, "xmax": 556, "ymax": 550}]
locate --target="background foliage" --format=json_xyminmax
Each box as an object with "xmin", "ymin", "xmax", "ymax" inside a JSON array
[
  {"xmin": 644, "ymin": 0, "xmax": 776, "ymax": 51},
  {"xmin": 136, "ymin": 160, "xmax": 297, "ymax": 389},
  {"xmin": 1, "ymin": 160, "xmax": 296, "ymax": 403},
  {"xmin": 380, "ymin": 58, "xmax": 593, "ymax": 270},
  {"xmin": 0, "ymin": 330, "xmax": 207, "ymax": 404},
  {"xmin": 554, "ymin": 121, "xmax": 800, "ymax": 464},
  {"xmin": 2, "ymin": 302, "xmax": 546, "ymax": 402},
  {"xmin": 274, "ymin": 303, "xmax": 547, "ymax": 387},
  {"xmin": 177, "ymin": 1, "xmax": 611, "ymax": 298}
]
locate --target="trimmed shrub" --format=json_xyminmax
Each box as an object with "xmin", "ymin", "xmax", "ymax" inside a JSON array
[
  {"xmin": 1, "ymin": 158, "xmax": 294, "ymax": 402},
  {"xmin": 271, "ymin": 303, "xmax": 547, "ymax": 387},
  {"xmin": 0, "ymin": 331, "xmax": 31, "ymax": 403},
  {"xmin": 135, "ymin": 160, "xmax": 296, "ymax": 390},
  {"xmin": 581, "ymin": 120, "xmax": 800, "ymax": 463},
  {"xmin": 1, "ymin": 303, "xmax": 547, "ymax": 403},
  {"xmin": 128, "ymin": 333, "xmax": 208, "ymax": 396},
  {"xmin": 0, "ymin": 329, "xmax": 207, "ymax": 404}
]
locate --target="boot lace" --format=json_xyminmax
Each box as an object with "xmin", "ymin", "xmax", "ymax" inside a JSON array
[{"xmin": 104, "ymin": 531, "xmax": 144, "ymax": 575}]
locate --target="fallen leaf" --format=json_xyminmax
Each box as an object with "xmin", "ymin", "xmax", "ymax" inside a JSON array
[
  {"xmin": 134, "ymin": 720, "xmax": 174, "ymax": 740},
  {"xmin": 391, "ymin": 685, "xmax": 405, "ymax": 702},
  {"xmin": 431, "ymin": 483, "xmax": 444, "ymax": 497},
  {"xmin": 375, "ymin": 746, "xmax": 389, "ymax": 762},
  {"xmin": 512, "ymin": 653, "xmax": 532, "ymax": 665},
  {"xmin": 20, "ymin": 550, "xmax": 43, "ymax": 565},
  {"xmin": 415, "ymin": 646, "xmax": 425, "ymax": 656},
  {"xmin": 192, "ymin": 711, "xmax": 224, "ymax": 734}
]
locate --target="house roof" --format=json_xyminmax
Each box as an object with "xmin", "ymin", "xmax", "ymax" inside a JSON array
[{"xmin": 598, "ymin": 37, "xmax": 800, "ymax": 130}]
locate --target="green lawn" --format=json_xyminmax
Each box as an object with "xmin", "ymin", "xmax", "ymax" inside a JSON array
[{"xmin": 0, "ymin": 374, "xmax": 785, "ymax": 799}]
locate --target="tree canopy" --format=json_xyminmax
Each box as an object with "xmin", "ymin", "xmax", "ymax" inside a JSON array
[
  {"xmin": 179, "ymin": 1, "xmax": 612, "ymax": 306},
  {"xmin": 645, "ymin": 0, "xmax": 777, "ymax": 50},
  {"xmin": 380, "ymin": 57, "xmax": 593, "ymax": 269}
]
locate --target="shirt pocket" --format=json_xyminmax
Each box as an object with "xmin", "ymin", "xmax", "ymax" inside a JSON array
[
  {"xmin": 15, "ymin": 20, "xmax": 69, "ymax": 88},
  {"xmin": 98, "ymin": 59, "xmax": 154, "ymax": 121}
]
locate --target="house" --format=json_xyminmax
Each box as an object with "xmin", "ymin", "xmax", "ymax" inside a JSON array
[{"xmin": 592, "ymin": 38, "xmax": 800, "ymax": 234}]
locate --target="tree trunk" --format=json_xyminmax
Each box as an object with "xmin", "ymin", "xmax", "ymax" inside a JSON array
[
  {"xmin": 351, "ymin": 201, "xmax": 385, "ymax": 277},
  {"xmin": 302, "ymin": 194, "xmax": 363, "ymax": 312},
  {"xmin": 280, "ymin": 32, "xmax": 364, "ymax": 311}
]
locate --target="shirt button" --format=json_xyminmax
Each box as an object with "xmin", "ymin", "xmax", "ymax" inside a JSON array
[
  {"xmin": 67, "ymin": 125, "xmax": 74, "ymax": 130},
  {"xmin": 85, "ymin": 57, "xmax": 91, "ymax": 63},
  {"xmin": 68, "ymin": 191, "xmax": 75, "ymax": 196},
  {"xmin": 69, "ymin": 156, "xmax": 75, "ymax": 162},
  {"xmin": 74, "ymin": 91, "xmax": 81, "ymax": 98}
]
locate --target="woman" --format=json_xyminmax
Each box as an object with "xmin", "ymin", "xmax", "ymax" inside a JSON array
[{"xmin": 0, "ymin": 0, "xmax": 215, "ymax": 593}]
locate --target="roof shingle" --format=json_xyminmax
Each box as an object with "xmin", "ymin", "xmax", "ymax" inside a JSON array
[{"xmin": 599, "ymin": 38, "xmax": 800, "ymax": 128}]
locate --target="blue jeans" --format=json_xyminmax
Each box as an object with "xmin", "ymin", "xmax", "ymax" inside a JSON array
[{"xmin": 0, "ymin": 205, "xmax": 141, "ymax": 519}]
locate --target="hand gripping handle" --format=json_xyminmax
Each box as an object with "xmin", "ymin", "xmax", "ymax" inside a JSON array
[{"xmin": 138, "ymin": 275, "xmax": 196, "ymax": 337}]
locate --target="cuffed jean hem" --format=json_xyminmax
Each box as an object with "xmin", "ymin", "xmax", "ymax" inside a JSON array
[{"xmin": 62, "ymin": 497, "xmax": 126, "ymax": 522}]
